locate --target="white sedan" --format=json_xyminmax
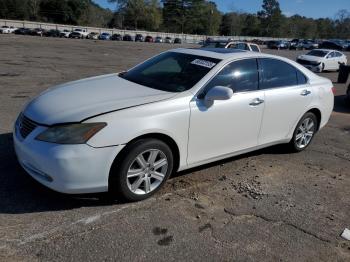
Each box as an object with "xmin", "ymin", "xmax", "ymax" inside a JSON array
[
  {"xmin": 14, "ymin": 48, "xmax": 334, "ymax": 201},
  {"xmin": 0, "ymin": 26, "xmax": 17, "ymax": 34},
  {"xmin": 297, "ymin": 49, "xmax": 347, "ymax": 72}
]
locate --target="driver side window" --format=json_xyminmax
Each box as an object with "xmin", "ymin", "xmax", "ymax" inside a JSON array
[{"xmin": 205, "ymin": 59, "xmax": 259, "ymax": 93}]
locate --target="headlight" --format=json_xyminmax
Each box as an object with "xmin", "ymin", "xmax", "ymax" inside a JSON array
[{"xmin": 36, "ymin": 123, "xmax": 107, "ymax": 144}]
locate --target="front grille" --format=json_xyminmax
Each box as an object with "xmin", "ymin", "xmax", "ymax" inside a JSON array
[
  {"xmin": 297, "ymin": 59, "xmax": 318, "ymax": 66},
  {"xmin": 18, "ymin": 114, "xmax": 37, "ymax": 139}
]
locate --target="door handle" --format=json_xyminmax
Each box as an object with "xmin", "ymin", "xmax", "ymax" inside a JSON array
[
  {"xmin": 249, "ymin": 98, "xmax": 264, "ymax": 106},
  {"xmin": 300, "ymin": 90, "xmax": 311, "ymax": 96}
]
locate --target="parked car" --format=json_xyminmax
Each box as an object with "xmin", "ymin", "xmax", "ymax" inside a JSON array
[
  {"xmin": 111, "ymin": 34, "xmax": 122, "ymax": 41},
  {"xmin": 14, "ymin": 27, "xmax": 31, "ymax": 35},
  {"xmin": 0, "ymin": 26, "xmax": 17, "ymax": 34},
  {"xmin": 86, "ymin": 32, "xmax": 99, "ymax": 40},
  {"xmin": 202, "ymin": 40, "xmax": 261, "ymax": 52},
  {"xmin": 319, "ymin": 40, "xmax": 346, "ymax": 51},
  {"xmin": 44, "ymin": 29, "xmax": 61, "ymax": 37},
  {"xmin": 99, "ymin": 32, "xmax": 111, "ymax": 40},
  {"xmin": 14, "ymin": 49, "xmax": 334, "ymax": 201},
  {"xmin": 145, "ymin": 35, "xmax": 154, "ymax": 42},
  {"xmin": 202, "ymin": 40, "xmax": 230, "ymax": 48},
  {"xmin": 174, "ymin": 38, "xmax": 182, "ymax": 44},
  {"xmin": 60, "ymin": 29, "xmax": 71, "ymax": 38},
  {"xmin": 251, "ymin": 39, "xmax": 265, "ymax": 45},
  {"xmin": 123, "ymin": 34, "xmax": 134, "ymax": 41},
  {"xmin": 29, "ymin": 28, "xmax": 45, "ymax": 37},
  {"xmin": 289, "ymin": 39, "xmax": 300, "ymax": 49},
  {"xmin": 301, "ymin": 40, "xmax": 319, "ymax": 50},
  {"xmin": 135, "ymin": 34, "xmax": 144, "ymax": 42},
  {"xmin": 155, "ymin": 36, "xmax": 163, "ymax": 43},
  {"xmin": 297, "ymin": 49, "xmax": 347, "ymax": 72},
  {"xmin": 165, "ymin": 37, "xmax": 172, "ymax": 43},
  {"xmin": 69, "ymin": 28, "xmax": 88, "ymax": 39},
  {"xmin": 267, "ymin": 40, "xmax": 289, "ymax": 49}
]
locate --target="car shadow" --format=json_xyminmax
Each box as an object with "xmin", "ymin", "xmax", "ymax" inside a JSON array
[
  {"xmin": 0, "ymin": 132, "xmax": 116, "ymax": 215},
  {"xmin": 0, "ymin": 132, "xmax": 291, "ymax": 215},
  {"xmin": 333, "ymin": 95, "xmax": 350, "ymax": 114}
]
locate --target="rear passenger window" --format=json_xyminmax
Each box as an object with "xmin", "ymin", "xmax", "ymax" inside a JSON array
[
  {"xmin": 205, "ymin": 59, "xmax": 259, "ymax": 93},
  {"xmin": 251, "ymin": 45, "xmax": 260, "ymax": 52},
  {"xmin": 335, "ymin": 52, "xmax": 342, "ymax": 57},
  {"xmin": 259, "ymin": 58, "xmax": 298, "ymax": 89},
  {"xmin": 296, "ymin": 70, "xmax": 308, "ymax": 85}
]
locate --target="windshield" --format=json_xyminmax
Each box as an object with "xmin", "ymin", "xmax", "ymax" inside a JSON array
[
  {"xmin": 203, "ymin": 42, "xmax": 227, "ymax": 48},
  {"xmin": 120, "ymin": 52, "xmax": 221, "ymax": 92},
  {"xmin": 307, "ymin": 50, "xmax": 328, "ymax": 57}
]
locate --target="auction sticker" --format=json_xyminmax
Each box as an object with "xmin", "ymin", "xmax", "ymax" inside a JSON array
[{"xmin": 191, "ymin": 59, "xmax": 216, "ymax": 69}]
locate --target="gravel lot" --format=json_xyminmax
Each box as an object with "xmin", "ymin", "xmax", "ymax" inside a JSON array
[{"xmin": 0, "ymin": 34, "xmax": 350, "ymax": 262}]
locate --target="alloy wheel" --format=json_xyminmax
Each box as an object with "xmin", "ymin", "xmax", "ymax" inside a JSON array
[
  {"xmin": 295, "ymin": 117, "xmax": 315, "ymax": 149},
  {"xmin": 126, "ymin": 149, "xmax": 168, "ymax": 195}
]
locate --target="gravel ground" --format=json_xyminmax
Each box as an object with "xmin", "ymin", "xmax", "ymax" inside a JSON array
[{"xmin": 0, "ymin": 34, "xmax": 350, "ymax": 262}]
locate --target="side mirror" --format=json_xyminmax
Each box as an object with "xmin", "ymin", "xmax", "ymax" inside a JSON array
[{"xmin": 204, "ymin": 86, "xmax": 233, "ymax": 101}]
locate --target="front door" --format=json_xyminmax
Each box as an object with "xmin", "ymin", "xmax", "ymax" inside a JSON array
[{"xmin": 187, "ymin": 58, "xmax": 264, "ymax": 166}]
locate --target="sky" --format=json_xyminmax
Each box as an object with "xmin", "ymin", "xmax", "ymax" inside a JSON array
[{"xmin": 94, "ymin": 0, "xmax": 348, "ymax": 19}]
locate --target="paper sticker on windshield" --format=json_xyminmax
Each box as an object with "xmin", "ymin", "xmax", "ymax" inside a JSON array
[{"xmin": 191, "ymin": 59, "xmax": 216, "ymax": 69}]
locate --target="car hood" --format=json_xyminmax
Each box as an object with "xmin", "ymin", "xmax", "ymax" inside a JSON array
[
  {"xmin": 24, "ymin": 73, "xmax": 176, "ymax": 125},
  {"xmin": 298, "ymin": 55, "xmax": 323, "ymax": 62}
]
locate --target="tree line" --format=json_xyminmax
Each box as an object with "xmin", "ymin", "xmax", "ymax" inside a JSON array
[{"xmin": 0, "ymin": 0, "xmax": 349, "ymax": 39}]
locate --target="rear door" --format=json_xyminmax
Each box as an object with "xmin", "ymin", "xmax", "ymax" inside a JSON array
[{"xmin": 257, "ymin": 58, "xmax": 312, "ymax": 145}]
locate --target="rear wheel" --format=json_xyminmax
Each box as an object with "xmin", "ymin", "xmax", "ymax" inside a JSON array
[
  {"xmin": 109, "ymin": 139, "xmax": 174, "ymax": 201},
  {"xmin": 289, "ymin": 112, "xmax": 318, "ymax": 152}
]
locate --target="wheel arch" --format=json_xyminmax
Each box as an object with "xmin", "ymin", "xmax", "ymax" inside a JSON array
[
  {"xmin": 307, "ymin": 108, "xmax": 322, "ymax": 131},
  {"xmin": 109, "ymin": 133, "xmax": 181, "ymax": 178}
]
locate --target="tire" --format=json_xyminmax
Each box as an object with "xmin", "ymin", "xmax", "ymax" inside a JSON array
[
  {"xmin": 288, "ymin": 112, "xmax": 318, "ymax": 152},
  {"xmin": 109, "ymin": 138, "xmax": 174, "ymax": 201},
  {"xmin": 321, "ymin": 63, "xmax": 325, "ymax": 72}
]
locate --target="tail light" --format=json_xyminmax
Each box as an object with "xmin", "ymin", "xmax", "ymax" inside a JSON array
[{"xmin": 331, "ymin": 87, "xmax": 336, "ymax": 95}]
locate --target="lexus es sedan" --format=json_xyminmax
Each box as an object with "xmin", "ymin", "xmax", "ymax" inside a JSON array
[
  {"xmin": 14, "ymin": 48, "xmax": 334, "ymax": 201},
  {"xmin": 297, "ymin": 49, "xmax": 347, "ymax": 73}
]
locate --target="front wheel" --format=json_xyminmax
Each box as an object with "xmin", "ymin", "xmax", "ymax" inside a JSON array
[
  {"xmin": 288, "ymin": 112, "xmax": 318, "ymax": 152},
  {"xmin": 109, "ymin": 139, "xmax": 174, "ymax": 201}
]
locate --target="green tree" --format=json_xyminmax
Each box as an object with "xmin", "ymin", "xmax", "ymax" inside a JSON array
[
  {"xmin": 334, "ymin": 9, "xmax": 350, "ymax": 39},
  {"xmin": 162, "ymin": 0, "xmax": 189, "ymax": 33},
  {"xmin": 109, "ymin": 0, "xmax": 147, "ymax": 29},
  {"xmin": 39, "ymin": 0, "xmax": 89, "ymax": 25},
  {"xmin": 315, "ymin": 18, "xmax": 334, "ymax": 39},
  {"xmin": 220, "ymin": 12, "xmax": 246, "ymax": 36},
  {"xmin": 257, "ymin": 0, "xmax": 283, "ymax": 37},
  {"xmin": 241, "ymin": 14, "xmax": 260, "ymax": 36},
  {"xmin": 142, "ymin": 0, "xmax": 162, "ymax": 31}
]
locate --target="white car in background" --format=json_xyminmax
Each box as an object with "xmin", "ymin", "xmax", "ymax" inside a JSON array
[
  {"xmin": 14, "ymin": 49, "xmax": 334, "ymax": 201},
  {"xmin": 59, "ymin": 29, "xmax": 71, "ymax": 38},
  {"xmin": 69, "ymin": 28, "xmax": 89, "ymax": 39},
  {"xmin": 297, "ymin": 49, "xmax": 347, "ymax": 72},
  {"xmin": 0, "ymin": 26, "xmax": 17, "ymax": 34},
  {"xmin": 203, "ymin": 40, "xmax": 261, "ymax": 52}
]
